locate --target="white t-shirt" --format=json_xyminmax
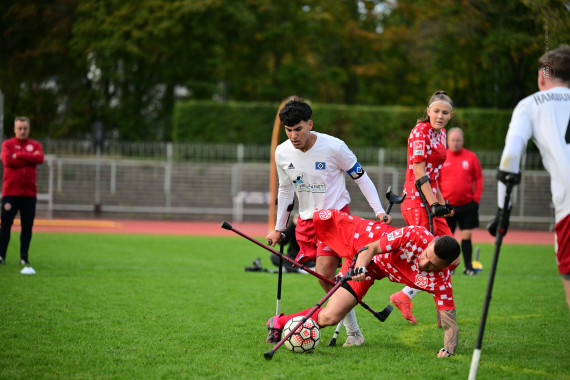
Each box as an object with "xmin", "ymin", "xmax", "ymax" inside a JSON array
[
  {"xmin": 274, "ymin": 132, "xmax": 382, "ymax": 229},
  {"xmin": 500, "ymin": 86, "xmax": 570, "ymax": 223}
]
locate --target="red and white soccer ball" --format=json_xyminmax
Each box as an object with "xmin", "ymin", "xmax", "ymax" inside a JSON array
[{"xmin": 283, "ymin": 316, "xmax": 320, "ymax": 353}]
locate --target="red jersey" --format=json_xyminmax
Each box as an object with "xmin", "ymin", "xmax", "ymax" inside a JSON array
[
  {"xmin": 314, "ymin": 209, "xmax": 455, "ymax": 310},
  {"xmin": 1, "ymin": 137, "xmax": 44, "ymax": 197},
  {"xmin": 402, "ymin": 122, "xmax": 447, "ymax": 207},
  {"xmin": 439, "ymin": 148, "xmax": 483, "ymax": 206}
]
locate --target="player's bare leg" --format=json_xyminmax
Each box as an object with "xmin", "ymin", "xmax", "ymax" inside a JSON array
[
  {"xmin": 315, "ymin": 255, "xmax": 365, "ymax": 346},
  {"xmin": 562, "ymin": 276, "xmax": 570, "ymax": 312},
  {"xmin": 317, "ymin": 287, "xmax": 358, "ymax": 327},
  {"xmin": 315, "ymin": 255, "xmax": 338, "ymax": 292}
]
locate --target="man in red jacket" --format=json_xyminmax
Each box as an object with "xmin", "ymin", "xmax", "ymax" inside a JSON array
[
  {"xmin": 0, "ymin": 116, "xmax": 44, "ymax": 265},
  {"xmin": 439, "ymin": 127, "xmax": 483, "ymax": 275}
]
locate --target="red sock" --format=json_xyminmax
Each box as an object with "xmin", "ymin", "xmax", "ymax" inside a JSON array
[{"xmin": 278, "ymin": 308, "xmax": 323, "ymax": 328}]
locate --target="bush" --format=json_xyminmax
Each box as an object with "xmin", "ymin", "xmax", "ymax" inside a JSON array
[{"xmin": 173, "ymin": 100, "xmax": 513, "ymax": 150}]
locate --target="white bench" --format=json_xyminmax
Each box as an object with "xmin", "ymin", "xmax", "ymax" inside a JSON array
[{"xmin": 232, "ymin": 191, "xmax": 271, "ymax": 222}]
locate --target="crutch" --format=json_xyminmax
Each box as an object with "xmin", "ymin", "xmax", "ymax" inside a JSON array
[
  {"xmin": 268, "ymin": 199, "xmax": 295, "ymax": 317},
  {"xmin": 221, "ymin": 221, "xmax": 393, "ymax": 323},
  {"xmin": 415, "ymin": 179, "xmax": 442, "ymax": 328},
  {"xmin": 328, "ymin": 186, "xmax": 405, "ymax": 346},
  {"xmin": 264, "ymin": 251, "xmax": 362, "ymax": 360},
  {"xmin": 468, "ymin": 170, "xmax": 520, "ymax": 380}
]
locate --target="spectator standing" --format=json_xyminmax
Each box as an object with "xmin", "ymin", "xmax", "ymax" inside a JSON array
[
  {"xmin": 0, "ymin": 117, "xmax": 44, "ymax": 265},
  {"xmin": 439, "ymin": 127, "xmax": 484, "ymax": 275}
]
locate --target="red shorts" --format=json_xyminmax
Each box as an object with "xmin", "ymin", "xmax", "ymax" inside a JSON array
[
  {"xmin": 337, "ymin": 258, "xmax": 383, "ymax": 302},
  {"xmin": 295, "ymin": 205, "xmax": 350, "ymax": 264},
  {"xmin": 402, "ymin": 205, "xmax": 453, "ymax": 237},
  {"xmin": 555, "ymin": 214, "xmax": 570, "ymax": 275}
]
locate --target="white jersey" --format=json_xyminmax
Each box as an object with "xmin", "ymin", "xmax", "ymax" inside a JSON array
[
  {"xmin": 501, "ymin": 86, "xmax": 570, "ymax": 223},
  {"xmin": 274, "ymin": 132, "xmax": 383, "ymax": 229}
]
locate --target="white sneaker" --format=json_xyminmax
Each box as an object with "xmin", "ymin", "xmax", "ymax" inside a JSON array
[{"xmin": 343, "ymin": 330, "xmax": 365, "ymax": 347}]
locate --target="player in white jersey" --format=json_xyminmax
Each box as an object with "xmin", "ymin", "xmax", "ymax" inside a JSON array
[
  {"xmin": 488, "ymin": 45, "xmax": 570, "ymax": 311},
  {"xmin": 266, "ymin": 99, "xmax": 391, "ymax": 346}
]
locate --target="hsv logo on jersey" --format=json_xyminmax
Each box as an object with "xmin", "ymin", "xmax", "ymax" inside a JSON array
[
  {"xmin": 413, "ymin": 141, "xmax": 425, "ymax": 156},
  {"xmin": 387, "ymin": 229, "xmax": 404, "ymax": 241},
  {"xmin": 318, "ymin": 209, "xmax": 332, "ymax": 220},
  {"xmin": 315, "ymin": 162, "xmax": 326, "ymax": 170}
]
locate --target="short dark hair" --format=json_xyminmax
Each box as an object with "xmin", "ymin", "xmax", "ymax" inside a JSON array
[
  {"xmin": 279, "ymin": 99, "xmax": 312, "ymax": 127},
  {"xmin": 15, "ymin": 116, "xmax": 30, "ymax": 125},
  {"xmin": 433, "ymin": 236, "xmax": 460, "ymax": 264},
  {"xmin": 539, "ymin": 44, "xmax": 570, "ymax": 84}
]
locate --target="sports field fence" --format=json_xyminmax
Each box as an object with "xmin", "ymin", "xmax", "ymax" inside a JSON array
[{"xmin": 1, "ymin": 140, "xmax": 553, "ymax": 230}]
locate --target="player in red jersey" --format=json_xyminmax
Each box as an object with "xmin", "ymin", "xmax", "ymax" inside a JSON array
[
  {"xmin": 390, "ymin": 91, "xmax": 458, "ymax": 323},
  {"xmin": 265, "ymin": 209, "xmax": 460, "ymax": 357},
  {"xmin": 439, "ymin": 127, "xmax": 484, "ymax": 276}
]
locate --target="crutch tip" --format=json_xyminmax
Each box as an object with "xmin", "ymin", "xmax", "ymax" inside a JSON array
[
  {"xmin": 221, "ymin": 221, "xmax": 232, "ymax": 230},
  {"xmin": 263, "ymin": 350, "xmax": 275, "ymax": 360}
]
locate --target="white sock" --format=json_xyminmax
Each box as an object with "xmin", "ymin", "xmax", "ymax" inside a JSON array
[
  {"xmin": 343, "ymin": 308, "xmax": 360, "ymax": 334},
  {"xmin": 403, "ymin": 286, "xmax": 421, "ymax": 299}
]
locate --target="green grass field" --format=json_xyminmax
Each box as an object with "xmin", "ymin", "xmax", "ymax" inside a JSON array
[{"xmin": 1, "ymin": 232, "xmax": 569, "ymax": 379}]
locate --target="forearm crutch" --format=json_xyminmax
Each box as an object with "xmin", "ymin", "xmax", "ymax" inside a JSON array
[
  {"xmin": 264, "ymin": 252, "xmax": 361, "ymax": 360},
  {"xmin": 469, "ymin": 170, "xmax": 520, "ymax": 380},
  {"xmin": 415, "ymin": 179, "xmax": 441, "ymax": 328},
  {"xmin": 328, "ymin": 186, "xmax": 405, "ymax": 346},
  {"xmin": 221, "ymin": 221, "xmax": 393, "ymax": 323},
  {"xmin": 269, "ymin": 199, "xmax": 295, "ymax": 317}
]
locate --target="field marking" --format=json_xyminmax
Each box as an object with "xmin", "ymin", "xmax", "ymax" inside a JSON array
[{"xmin": 16, "ymin": 219, "xmax": 121, "ymax": 228}]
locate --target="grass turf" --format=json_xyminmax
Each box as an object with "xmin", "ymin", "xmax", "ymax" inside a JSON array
[{"xmin": 1, "ymin": 232, "xmax": 569, "ymax": 379}]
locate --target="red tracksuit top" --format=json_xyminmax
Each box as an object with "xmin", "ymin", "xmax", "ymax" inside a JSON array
[
  {"xmin": 439, "ymin": 147, "xmax": 483, "ymax": 206},
  {"xmin": 1, "ymin": 137, "xmax": 44, "ymax": 197}
]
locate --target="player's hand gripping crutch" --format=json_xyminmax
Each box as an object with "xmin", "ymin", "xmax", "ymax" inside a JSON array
[
  {"xmin": 263, "ymin": 251, "xmax": 363, "ymax": 360},
  {"xmin": 221, "ymin": 221, "xmax": 393, "ymax": 323},
  {"xmin": 328, "ymin": 186, "xmax": 405, "ymax": 346}
]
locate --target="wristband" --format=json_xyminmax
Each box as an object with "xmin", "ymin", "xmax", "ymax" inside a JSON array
[{"xmin": 439, "ymin": 348, "xmax": 453, "ymax": 356}]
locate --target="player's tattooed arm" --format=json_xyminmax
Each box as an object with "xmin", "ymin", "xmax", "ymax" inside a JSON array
[{"xmin": 438, "ymin": 309, "xmax": 458, "ymax": 357}]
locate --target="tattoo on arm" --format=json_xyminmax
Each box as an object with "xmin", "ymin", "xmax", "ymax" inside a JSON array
[{"xmin": 440, "ymin": 309, "xmax": 458, "ymax": 354}]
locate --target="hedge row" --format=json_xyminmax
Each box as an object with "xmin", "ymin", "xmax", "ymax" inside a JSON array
[{"xmin": 173, "ymin": 100, "xmax": 513, "ymax": 150}]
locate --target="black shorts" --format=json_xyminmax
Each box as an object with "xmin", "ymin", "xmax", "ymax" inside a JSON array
[{"xmin": 445, "ymin": 201, "xmax": 479, "ymax": 232}]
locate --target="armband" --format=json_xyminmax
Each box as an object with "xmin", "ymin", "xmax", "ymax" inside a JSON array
[
  {"xmin": 346, "ymin": 162, "xmax": 365, "ymax": 180},
  {"xmin": 415, "ymin": 175, "xmax": 430, "ymax": 187}
]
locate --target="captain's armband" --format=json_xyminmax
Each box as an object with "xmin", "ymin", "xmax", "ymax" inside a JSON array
[{"xmin": 346, "ymin": 162, "xmax": 365, "ymax": 180}]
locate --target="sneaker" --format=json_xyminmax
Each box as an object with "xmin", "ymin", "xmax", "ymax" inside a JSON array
[
  {"xmin": 463, "ymin": 268, "xmax": 477, "ymax": 276},
  {"xmin": 19, "ymin": 259, "xmax": 30, "ymax": 266},
  {"xmin": 343, "ymin": 330, "xmax": 365, "ymax": 347},
  {"xmin": 390, "ymin": 291, "xmax": 417, "ymax": 324},
  {"xmin": 266, "ymin": 314, "xmax": 283, "ymax": 343}
]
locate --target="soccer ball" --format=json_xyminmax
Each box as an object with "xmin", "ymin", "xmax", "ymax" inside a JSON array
[{"xmin": 283, "ymin": 316, "xmax": 320, "ymax": 353}]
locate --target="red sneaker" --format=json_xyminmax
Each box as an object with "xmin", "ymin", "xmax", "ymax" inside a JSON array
[{"xmin": 390, "ymin": 291, "xmax": 417, "ymax": 324}]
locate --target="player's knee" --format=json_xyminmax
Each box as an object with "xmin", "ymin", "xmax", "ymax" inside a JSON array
[{"xmin": 317, "ymin": 310, "xmax": 342, "ymax": 327}]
